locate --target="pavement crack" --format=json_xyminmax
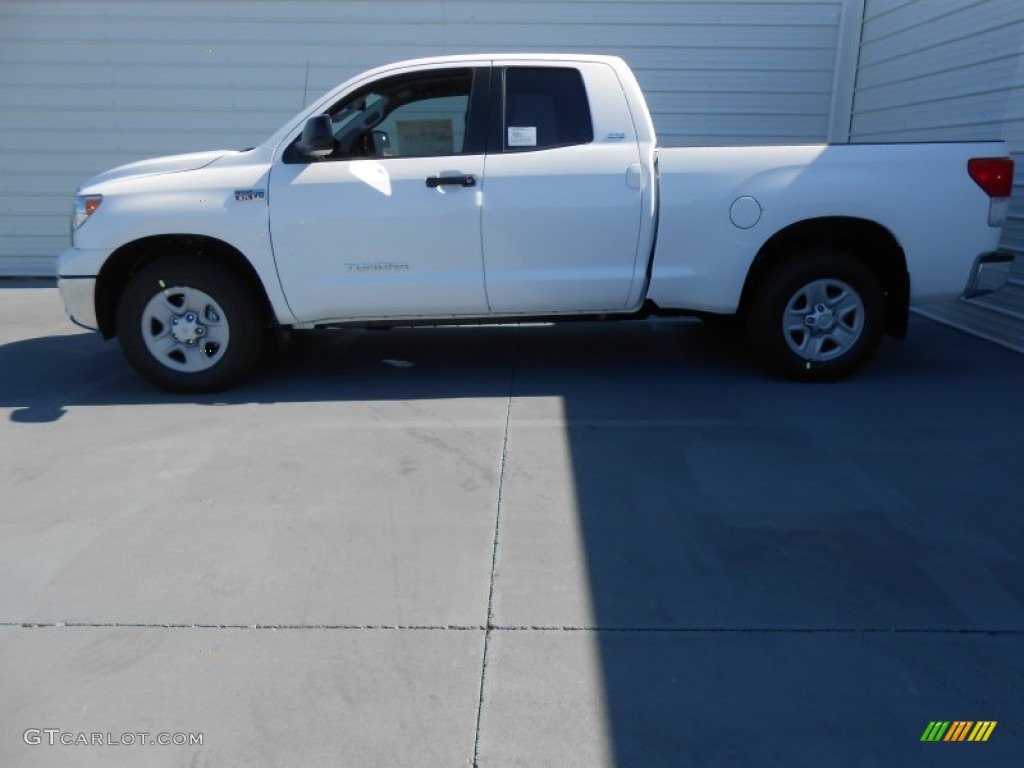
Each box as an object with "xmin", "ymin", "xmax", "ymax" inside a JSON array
[
  {"xmin": 5, "ymin": 622, "xmax": 1020, "ymax": 636},
  {"xmin": 472, "ymin": 326, "xmax": 517, "ymax": 768},
  {"xmin": 4, "ymin": 622, "xmax": 486, "ymax": 631}
]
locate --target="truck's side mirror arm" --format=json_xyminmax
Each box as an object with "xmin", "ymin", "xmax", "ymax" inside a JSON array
[{"xmin": 295, "ymin": 115, "xmax": 335, "ymax": 158}]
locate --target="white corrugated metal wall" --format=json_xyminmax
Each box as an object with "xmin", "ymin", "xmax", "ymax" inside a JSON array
[
  {"xmin": 0, "ymin": 0, "xmax": 846, "ymax": 275},
  {"xmin": 849, "ymin": 0, "xmax": 1024, "ymax": 351}
]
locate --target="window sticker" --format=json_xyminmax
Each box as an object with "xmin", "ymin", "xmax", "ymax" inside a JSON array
[{"xmin": 508, "ymin": 126, "xmax": 537, "ymax": 147}]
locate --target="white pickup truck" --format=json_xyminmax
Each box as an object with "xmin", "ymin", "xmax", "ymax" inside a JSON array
[{"xmin": 58, "ymin": 54, "xmax": 1014, "ymax": 392}]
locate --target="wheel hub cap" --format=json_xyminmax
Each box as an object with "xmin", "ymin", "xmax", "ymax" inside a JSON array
[
  {"xmin": 804, "ymin": 303, "xmax": 836, "ymax": 334},
  {"xmin": 140, "ymin": 286, "xmax": 229, "ymax": 373},
  {"xmin": 782, "ymin": 278, "xmax": 865, "ymax": 362},
  {"xmin": 170, "ymin": 312, "xmax": 207, "ymax": 345}
]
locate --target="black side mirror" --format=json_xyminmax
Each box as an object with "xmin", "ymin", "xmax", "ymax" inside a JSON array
[{"xmin": 295, "ymin": 115, "xmax": 334, "ymax": 158}]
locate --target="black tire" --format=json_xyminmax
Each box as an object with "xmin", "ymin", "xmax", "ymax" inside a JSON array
[
  {"xmin": 116, "ymin": 257, "xmax": 265, "ymax": 392},
  {"xmin": 746, "ymin": 248, "xmax": 884, "ymax": 382}
]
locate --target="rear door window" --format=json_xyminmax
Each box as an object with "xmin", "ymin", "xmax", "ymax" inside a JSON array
[{"xmin": 503, "ymin": 67, "xmax": 594, "ymax": 152}]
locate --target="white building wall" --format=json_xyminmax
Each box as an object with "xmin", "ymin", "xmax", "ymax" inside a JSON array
[
  {"xmin": 0, "ymin": 0, "xmax": 845, "ymax": 274},
  {"xmin": 850, "ymin": 0, "xmax": 1024, "ymax": 349}
]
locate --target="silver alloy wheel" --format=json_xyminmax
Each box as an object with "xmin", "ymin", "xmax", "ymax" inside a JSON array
[
  {"xmin": 140, "ymin": 286, "xmax": 230, "ymax": 372},
  {"xmin": 782, "ymin": 278, "xmax": 864, "ymax": 362}
]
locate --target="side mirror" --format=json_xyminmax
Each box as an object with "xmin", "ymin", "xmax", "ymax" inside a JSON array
[{"xmin": 295, "ymin": 115, "xmax": 334, "ymax": 158}]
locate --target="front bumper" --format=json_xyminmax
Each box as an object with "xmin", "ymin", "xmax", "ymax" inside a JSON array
[
  {"xmin": 56, "ymin": 246, "xmax": 111, "ymax": 331},
  {"xmin": 57, "ymin": 276, "xmax": 99, "ymax": 331}
]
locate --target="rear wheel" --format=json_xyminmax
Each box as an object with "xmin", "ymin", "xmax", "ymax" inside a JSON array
[
  {"xmin": 116, "ymin": 257, "xmax": 265, "ymax": 392},
  {"xmin": 746, "ymin": 249, "xmax": 883, "ymax": 381}
]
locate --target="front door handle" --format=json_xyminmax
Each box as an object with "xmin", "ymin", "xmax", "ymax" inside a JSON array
[{"xmin": 426, "ymin": 174, "xmax": 476, "ymax": 188}]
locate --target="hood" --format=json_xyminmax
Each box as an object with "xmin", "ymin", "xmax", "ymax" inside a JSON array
[{"xmin": 82, "ymin": 149, "xmax": 235, "ymax": 189}]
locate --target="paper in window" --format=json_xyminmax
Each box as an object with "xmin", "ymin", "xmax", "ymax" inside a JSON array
[{"xmin": 507, "ymin": 126, "xmax": 537, "ymax": 147}]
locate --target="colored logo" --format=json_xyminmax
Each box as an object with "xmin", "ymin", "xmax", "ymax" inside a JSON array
[{"xmin": 921, "ymin": 721, "xmax": 996, "ymax": 742}]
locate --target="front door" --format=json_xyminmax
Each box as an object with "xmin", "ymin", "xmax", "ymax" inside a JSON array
[{"xmin": 269, "ymin": 66, "xmax": 489, "ymax": 322}]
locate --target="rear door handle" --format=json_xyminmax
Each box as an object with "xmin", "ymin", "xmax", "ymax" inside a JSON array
[{"xmin": 426, "ymin": 174, "xmax": 476, "ymax": 188}]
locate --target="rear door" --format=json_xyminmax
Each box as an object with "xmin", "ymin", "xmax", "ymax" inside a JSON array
[{"xmin": 481, "ymin": 61, "xmax": 645, "ymax": 313}]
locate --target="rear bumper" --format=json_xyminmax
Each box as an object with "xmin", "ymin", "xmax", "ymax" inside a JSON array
[
  {"xmin": 57, "ymin": 276, "xmax": 98, "ymax": 331},
  {"xmin": 962, "ymin": 250, "xmax": 1015, "ymax": 299}
]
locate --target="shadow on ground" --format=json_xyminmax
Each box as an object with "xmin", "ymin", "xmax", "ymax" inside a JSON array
[{"xmin": 3, "ymin": 316, "xmax": 1023, "ymax": 765}]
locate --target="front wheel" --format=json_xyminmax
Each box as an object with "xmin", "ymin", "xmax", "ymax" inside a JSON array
[
  {"xmin": 116, "ymin": 257, "xmax": 265, "ymax": 392},
  {"xmin": 746, "ymin": 249, "xmax": 884, "ymax": 382}
]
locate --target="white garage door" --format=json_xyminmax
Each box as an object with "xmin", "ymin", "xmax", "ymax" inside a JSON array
[
  {"xmin": 850, "ymin": 0, "xmax": 1024, "ymax": 350},
  {"xmin": 0, "ymin": 0, "xmax": 846, "ymax": 275}
]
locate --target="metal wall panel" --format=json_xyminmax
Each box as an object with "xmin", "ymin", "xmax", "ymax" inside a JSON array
[
  {"xmin": 0, "ymin": 0, "xmax": 843, "ymax": 273},
  {"xmin": 850, "ymin": 0, "xmax": 1024, "ymax": 347}
]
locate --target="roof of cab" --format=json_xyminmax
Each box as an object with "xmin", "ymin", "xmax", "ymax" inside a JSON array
[{"xmin": 358, "ymin": 52, "xmax": 629, "ymax": 78}]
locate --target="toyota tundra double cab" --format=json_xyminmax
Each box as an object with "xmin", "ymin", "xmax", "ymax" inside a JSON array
[{"xmin": 58, "ymin": 54, "xmax": 1015, "ymax": 391}]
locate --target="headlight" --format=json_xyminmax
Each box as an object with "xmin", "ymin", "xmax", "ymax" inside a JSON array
[{"xmin": 74, "ymin": 194, "xmax": 103, "ymax": 229}]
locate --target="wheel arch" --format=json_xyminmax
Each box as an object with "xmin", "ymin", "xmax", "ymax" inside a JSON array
[
  {"xmin": 95, "ymin": 234, "xmax": 272, "ymax": 339},
  {"xmin": 739, "ymin": 216, "xmax": 910, "ymax": 339}
]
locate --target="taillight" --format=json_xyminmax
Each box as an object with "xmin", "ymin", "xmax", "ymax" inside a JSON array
[{"xmin": 968, "ymin": 157, "xmax": 1014, "ymax": 198}]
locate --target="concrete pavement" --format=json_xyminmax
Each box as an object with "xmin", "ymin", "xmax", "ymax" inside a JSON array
[{"xmin": 1, "ymin": 281, "xmax": 1022, "ymax": 766}]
